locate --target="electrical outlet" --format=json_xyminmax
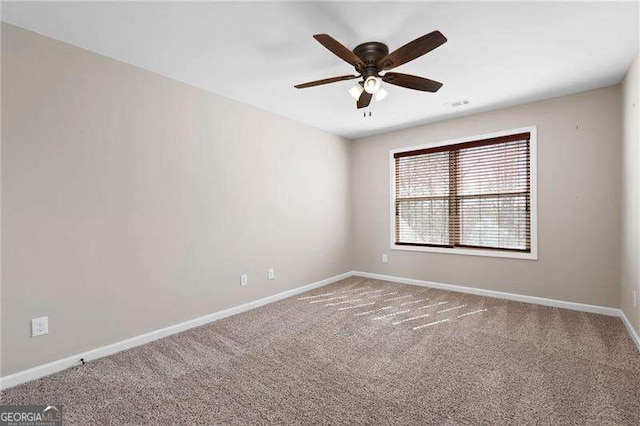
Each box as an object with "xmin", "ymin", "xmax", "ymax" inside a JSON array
[
  {"xmin": 240, "ymin": 274, "xmax": 248, "ymax": 287},
  {"xmin": 634, "ymin": 290, "xmax": 637, "ymax": 308},
  {"xmin": 31, "ymin": 316, "xmax": 49, "ymax": 337},
  {"xmin": 268, "ymin": 268, "xmax": 275, "ymax": 280},
  {"xmin": 382, "ymin": 254, "xmax": 388, "ymax": 263}
]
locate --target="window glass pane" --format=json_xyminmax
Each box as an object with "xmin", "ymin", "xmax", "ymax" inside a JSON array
[
  {"xmin": 397, "ymin": 199, "xmax": 449, "ymax": 245},
  {"xmin": 396, "ymin": 152, "xmax": 449, "ymax": 198},
  {"xmin": 458, "ymin": 195, "xmax": 528, "ymax": 250},
  {"xmin": 458, "ymin": 141, "xmax": 528, "ymax": 196}
]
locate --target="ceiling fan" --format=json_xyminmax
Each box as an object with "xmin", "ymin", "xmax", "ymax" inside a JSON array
[{"xmin": 294, "ymin": 31, "xmax": 447, "ymax": 109}]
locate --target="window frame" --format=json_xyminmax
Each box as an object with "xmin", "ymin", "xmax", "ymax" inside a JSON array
[{"xmin": 389, "ymin": 126, "xmax": 538, "ymax": 261}]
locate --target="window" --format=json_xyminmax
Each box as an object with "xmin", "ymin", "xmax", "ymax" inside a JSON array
[{"xmin": 390, "ymin": 127, "xmax": 537, "ymax": 260}]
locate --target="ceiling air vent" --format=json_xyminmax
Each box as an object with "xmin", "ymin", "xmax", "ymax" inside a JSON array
[{"xmin": 446, "ymin": 99, "xmax": 469, "ymax": 108}]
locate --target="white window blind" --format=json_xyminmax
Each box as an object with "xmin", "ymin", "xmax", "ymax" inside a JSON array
[{"xmin": 394, "ymin": 132, "xmax": 531, "ymax": 253}]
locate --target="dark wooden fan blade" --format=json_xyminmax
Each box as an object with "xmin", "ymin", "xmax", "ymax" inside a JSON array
[
  {"xmin": 313, "ymin": 34, "xmax": 366, "ymax": 69},
  {"xmin": 294, "ymin": 75, "xmax": 359, "ymax": 89},
  {"xmin": 377, "ymin": 31, "xmax": 447, "ymax": 70},
  {"xmin": 356, "ymin": 91, "xmax": 372, "ymax": 109},
  {"xmin": 382, "ymin": 72, "xmax": 443, "ymax": 92}
]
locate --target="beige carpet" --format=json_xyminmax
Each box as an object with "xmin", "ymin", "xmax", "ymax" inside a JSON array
[{"xmin": 2, "ymin": 277, "xmax": 639, "ymax": 424}]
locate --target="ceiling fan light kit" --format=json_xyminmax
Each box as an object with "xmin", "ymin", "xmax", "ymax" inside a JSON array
[
  {"xmin": 295, "ymin": 31, "xmax": 447, "ymax": 110},
  {"xmin": 363, "ymin": 76, "xmax": 382, "ymax": 94},
  {"xmin": 375, "ymin": 87, "xmax": 388, "ymax": 102},
  {"xmin": 348, "ymin": 83, "xmax": 364, "ymax": 100}
]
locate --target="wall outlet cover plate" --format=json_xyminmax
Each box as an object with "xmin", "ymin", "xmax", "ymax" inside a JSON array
[{"xmin": 31, "ymin": 316, "xmax": 49, "ymax": 337}]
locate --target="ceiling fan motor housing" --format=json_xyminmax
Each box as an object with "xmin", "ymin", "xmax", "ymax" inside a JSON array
[{"xmin": 353, "ymin": 42, "xmax": 389, "ymax": 75}]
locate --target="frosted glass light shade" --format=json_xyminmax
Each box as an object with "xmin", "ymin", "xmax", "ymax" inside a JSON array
[{"xmin": 348, "ymin": 84, "xmax": 364, "ymax": 100}]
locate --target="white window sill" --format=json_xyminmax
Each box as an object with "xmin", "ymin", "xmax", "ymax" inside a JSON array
[{"xmin": 390, "ymin": 243, "xmax": 538, "ymax": 260}]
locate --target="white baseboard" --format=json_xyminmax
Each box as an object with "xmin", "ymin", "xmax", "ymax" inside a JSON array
[
  {"xmin": 353, "ymin": 271, "xmax": 619, "ymax": 316},
  {"xmin": 619, "ymin": 310, "xmax": 640, "ymax": 352},
  {"xmin": 0, "ymin": 271, "xmax": 353, "ymax": 390},
  {"xmin": 352, "ymin": 271, "xmax": 640, "ymax": 352}
]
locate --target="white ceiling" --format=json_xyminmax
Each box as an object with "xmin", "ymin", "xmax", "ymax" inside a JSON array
[{"xmin": 2, "ymin": 1, "xmax": 638, "ymax": 139}]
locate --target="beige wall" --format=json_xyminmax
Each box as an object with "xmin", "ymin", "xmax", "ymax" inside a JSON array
[
  {"xmin": 621, "ymin": 52, "xmax": 640, "ymax": 335},
  {"xmin": 352, "ymin": 86, "xmax": 621, "ymax": 308},
  {"xmin": 0, "ymin": 24, "xmax": 351, "ymax": 376}
]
